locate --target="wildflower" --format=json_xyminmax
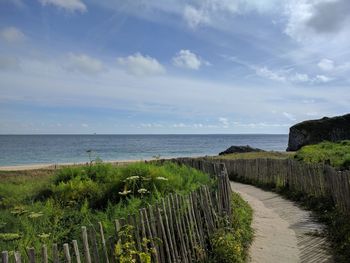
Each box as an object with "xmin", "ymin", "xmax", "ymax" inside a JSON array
[
  {"xmin": 137, "ymin": 188, "xmax": 148, "ymax": 194},
  {"xmin": 125, "ymin": 176, "xmax": 140, "ymax": 181},
  {"xmin": 156, "ymin": 177, "xmax": 168, "ymax": 181},
  {"xmin": 10, "ymin": 206, "xmax": 28, "ymax": 216},
  {"xmin": 38, "ymin": 233, "xmax": 50, "ymax": 239},
  {"xmin": 0, "ymin": 233, "xmax": 21, "ymax": 241},
  {"xmin": 28, "ymin": 212, "xmax": 44, "ymax": 218},
  {"xmin": 118, "ymin": 189, "xmax": 132, "ymax": 196}
]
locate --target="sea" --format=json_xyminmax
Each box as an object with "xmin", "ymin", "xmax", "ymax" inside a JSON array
[{"xmin": 0, "ymin": 134, "xmax": 288, "ymax": 166}]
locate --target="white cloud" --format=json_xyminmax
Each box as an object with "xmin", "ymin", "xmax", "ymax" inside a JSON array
[
  {"xmin": 255, "ymin": 66, "xmax": 286, "ymax": 82},
  {"xmin": 81, "ymin": 123, "xmax": 88, "ymax": 128},
  {"xmin": 284, "ymin": 0, "xmax": 350, "ymax": 43},
  {"xmin": 39, "ymin": 0, "xmax": 87, "ymax": 13},
  {"xmin": 315, "ymin": 75, "xmax": 332, "ymax": 83},
  {"xmin": 318, "ymin": 58, "xmax": 335, "ymax": 71},
  {"xmin": 283, "ymin": 112, "xmax": 296, "ymax": 121},
  {"xmin": 255, "ymin": 66, "xmax": 331, "ymax": 84},
  {"xmin": 117, "ymin": 53, "xmax": 165, "ymax": 76},
  {"xmin": 291, "ymin": 72, "xmax": 310, "ymax": 82},
  {"xmin": 317, "ymin": 58, "xmax": 350, "ymax": 74},
  {"xmin": 0, "ymin": 26, "xmax": 25, "ymax": 43},
  {"xmin": 219, "ymin": 117, "xmax": 229, "ymax": 128},
  {"xmin": 183, "ymin": 5, "xmax": 210, "ymax": 29},
  {"xmin": 172, "ymin": 123, "xmax": 186, "ymax": 128},
  {"xmin": 66, "ymin": 53, "xmax": 104, "ymax": 74},
  {"xmin": 172, "ymin": 49, "xmax": 208, "ymax": 70}
]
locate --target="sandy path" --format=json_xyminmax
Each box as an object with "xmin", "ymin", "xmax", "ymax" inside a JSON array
[{"xmin": 231, "ymin": 182, "xmax": 333, "ymax": 263}]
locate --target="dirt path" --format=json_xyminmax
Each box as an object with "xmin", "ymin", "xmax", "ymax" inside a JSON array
[{"xmin": 231, "ymin": 182, "xmax": 333, "ymax": 263}]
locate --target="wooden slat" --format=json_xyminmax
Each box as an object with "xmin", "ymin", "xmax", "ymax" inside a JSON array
[
  {"xmin": 52, "ymin": 243, "xmax": 59, "ymax": 263},
  {"xmin": 42, "ymin": 244, "xmax": 48, "ymax": 263},
  {"xmin": 88, "ymin": 226, "xmax": 100, "ymax": 263},
  {"xmin": 81, "ymin": 226, "xmax": 92, "ymax": 263},
  {"xmin": 72, "ymin": 240, "xmax": 82, "ymax": 263},
  {"xmin": 98, "ymin": 222, "xmax": 110, "ymax": 263},
  {"xmin": 14, "ymin": 251, "xmax": 22, "ymax": 263},
  {"xmin": 1, "ymin": 251, "xmax": 8, "ymax": 263},
  {"xmin": 63, "ymin": 243, "xmax": 71, "ymax": 263},
  {"xmin": 28, "ymin": 248, "xmax": 35, "ymax": 263}
]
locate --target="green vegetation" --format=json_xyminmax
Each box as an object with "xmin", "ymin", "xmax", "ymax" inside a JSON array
[
  {"xmin": 210, "ymin": 192, "xmax": 253, "ymax": 263},
  {"xmin": 114, "ymin": 225, "xmax": 155, "ymax": 263},
  {"xmin": 212, "ymin": 151, "xmax": 293, "ymax": 160},
  {"xmin": 0, "ymin": 161, "xmax": 210, "ymax": 254},
  {"xmin": 294, "ymin": 140, "xmax": 350, "ymax": 170}
]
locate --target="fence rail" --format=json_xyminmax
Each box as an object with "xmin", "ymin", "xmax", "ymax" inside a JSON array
[
  {"xmin": 173, "ymin": 157, "xmax": 350, "ymax": 215},
  {"xmin": 1, "ymin": 163, "xmax": 232, "ymax": 263}
]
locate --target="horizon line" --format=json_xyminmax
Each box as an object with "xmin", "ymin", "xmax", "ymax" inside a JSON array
[{"xmin": 0, "ymin": 133, "xmax": 289, "ymax": 136}]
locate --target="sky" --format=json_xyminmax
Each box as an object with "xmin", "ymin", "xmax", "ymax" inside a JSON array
[{"xmin": 0, "ymin": 0, "xmax": 349, "ymax": 134}]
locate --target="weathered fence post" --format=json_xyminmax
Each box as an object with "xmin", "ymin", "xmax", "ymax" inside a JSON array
[
  {"xmin": 14, "ymin": 251, "xmax": 22, "ymax": 263},
  {"xmin": 63, "ymin": 243, "xmax": 71, "ymax": 263},
  {"xmin": 28, "ymin": 248, "xmax": 36, "ymax": 263},
  {"xmin": 72, "ymin": 240, "xmax": 82, "ymax": 263},
  {"xmin": 42, "ymin": 244, "xmax": 48, "ymax": 263},
  {"xmin": 52, "ymin": 243, "xmax": 59, "ymax": 263},
  {"xmin": 1, "ymin": 251, "xmax": 8, "ymax": 263},
  {"xmin": 81, "ymin": 226, "xmax": 92, "ymax": 263}
]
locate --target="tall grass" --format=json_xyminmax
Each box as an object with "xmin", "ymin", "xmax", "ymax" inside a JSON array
[
  {"xmin": 294, "ymin": 140, "xmax": 350, "ymax": 170},
  {"xmin": 210, "ymin": 192, "xmax": 253, "ymax": 263},
  {"xmin": 213, "ymin": 151, "xmax": 293, "ymax": 160},
  {"xmin": 0, "ymin": 161, "xmax": 210, "ymax": 254}
]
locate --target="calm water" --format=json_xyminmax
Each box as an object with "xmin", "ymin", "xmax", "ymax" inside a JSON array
[{"xmin": 0, "ymin": 134, "xmax": 288, "ymax": 166}]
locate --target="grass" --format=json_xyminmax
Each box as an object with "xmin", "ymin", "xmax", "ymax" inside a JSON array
[
  {"xmin": 0, "ymin": 161, "xmax": 211, "ymax": 254},
  {"xmin": 210, "ymin": 192, "xmax": 253, "ymax": 263},
  {"xmin": 212, "ymin": 151, "xmax": 293, "ymax": 160},
  {"xmin": 294, "ymin": 140, "xmax": 350, "ymax": 170}
]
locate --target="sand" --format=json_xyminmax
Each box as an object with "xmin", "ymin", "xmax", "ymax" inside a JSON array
[
  {"xmin": 231, "ymin": 181, "xmax": 334, "ymax": 263},
  {"xmin": 0, "ymin": 159, "xmax": 151, "ymax": 171}
]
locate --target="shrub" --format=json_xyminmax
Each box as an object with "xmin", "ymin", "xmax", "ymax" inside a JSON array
[
  {"xmin": 294, "ymin": 140, "xmax": 350, "ymax": 170},
  {"xmin": 0, "ymin": 161, "xmax": 210, "ymax": 254},
  {"xmin": 210, "ymin": 192, "xmax": 253, "ymax": 263}
]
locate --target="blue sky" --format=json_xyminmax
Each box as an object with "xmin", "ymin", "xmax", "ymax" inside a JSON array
[{"xmin": 0, "ymin": 0, "xmax": 349, "ymax": 134}]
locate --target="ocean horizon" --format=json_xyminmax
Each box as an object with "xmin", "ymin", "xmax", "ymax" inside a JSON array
[{"xmin": 0, "ymin": 134, "xmax": 288, "ymax": 166}]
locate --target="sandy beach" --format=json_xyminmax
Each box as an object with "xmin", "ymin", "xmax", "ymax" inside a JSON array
[
  {"xmin": 0, "ymin": 159, "xmax": 151, "ymax": 171},
  {"xmin": 0, "ymin": 156, "xmax": 187, "ymax": 171}
]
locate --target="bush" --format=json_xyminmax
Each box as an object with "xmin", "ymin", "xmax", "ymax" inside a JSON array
[
  {"xmin": 294, "ymin": 140, "xmax": 350, "ymax": 170},
  {"xmin": 0, "ymin": 161, "xmax": 210, "ymax": 254},
  {"xmin": 210, "ymin": 192, "xmax": 253, "ymax": 263}
]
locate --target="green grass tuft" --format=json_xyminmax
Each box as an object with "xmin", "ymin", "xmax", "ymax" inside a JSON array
[
  {"xmin": 0, "ymin": 161, "xmax": 210, "ymax": 254},
  {"xmin": 210, "ymin": 192, "xmax": 253, "ymax": 263},
  {"xmin": 212, "ymin": 151, "xmax": 293, "ymax": 160},
  {"xmin": 294, "ymin": 140, "xmax": 350, "ymax": 170}
]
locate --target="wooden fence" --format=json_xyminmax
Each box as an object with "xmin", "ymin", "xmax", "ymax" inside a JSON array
[
  {"xmin": 1, "ymin": 163, "xmax": 232, "ymax": 263},
  {"xmin": 173, "ymin": 157, "xmax": 350, "ymax": 215}
]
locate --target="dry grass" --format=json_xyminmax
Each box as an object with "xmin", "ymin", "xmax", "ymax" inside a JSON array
[{"xmin": 211, "ymin": 151, "xmax": 294, "ymax": 160}]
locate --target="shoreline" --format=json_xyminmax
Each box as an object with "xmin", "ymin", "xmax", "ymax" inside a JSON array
[
  {"xmin": 0, "ymin": 159, "xmax": 155, "ymax": 171},
  {"xmin": 0, "ymin": 156, "xmax": 202, "ymax": 171}
]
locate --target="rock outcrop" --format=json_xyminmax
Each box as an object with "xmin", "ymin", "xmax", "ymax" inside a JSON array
[
  {"xmin": 287, "ymin": 113, "xmax": 350, "ymax": 151},
  {"xmin": 219, "ymin": 145, "xmax": 265, "ymax": 155}
]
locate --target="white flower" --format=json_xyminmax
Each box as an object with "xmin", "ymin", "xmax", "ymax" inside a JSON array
[
  {"xmin": 118, "ymin": 190, "xmax": 132, "ymax": 196},
  {"xmin": 137, "ymin": 188, "xmax": 148, "ymax": 194},
  {"xmin": 156, "ymin": 177, "xmax": 168, "ymax": 181},
  {"xmin": 125, "ymin": 176, "xmax": 140, "ymax": 181}
]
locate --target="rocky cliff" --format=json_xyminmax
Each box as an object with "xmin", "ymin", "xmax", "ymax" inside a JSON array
[
  {"xmin": 287, "ymin": 113, "xmax": 350, "ymax": 151},
  {"xmin": 219, "ymin": 145, "xmax": 264, "ymax": 155}
]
